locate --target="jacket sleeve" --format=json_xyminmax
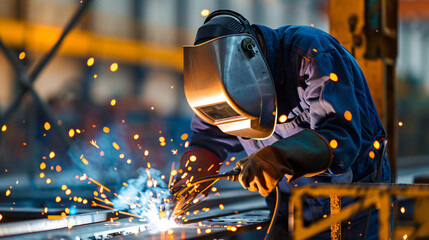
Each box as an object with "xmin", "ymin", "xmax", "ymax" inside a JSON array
[
  {"xmin": 189, "ymin": 115, "xmax": 244, "ymax": 161},
  {"xmin": 302, "ymin": 50, "xmax": 362, "ymax": 174}
]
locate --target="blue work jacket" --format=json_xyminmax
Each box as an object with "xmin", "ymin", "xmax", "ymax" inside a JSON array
[{"xmin": 189, "ymin": 25, "xmax": 392, "ymax": 225}]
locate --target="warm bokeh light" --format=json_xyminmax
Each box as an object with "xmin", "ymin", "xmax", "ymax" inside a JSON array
[
  {"xmin": 61, "ymin": 185, "xmax": 67, "ymax": 190},
  {"xmin": 279, "ymin": 114, "xmax": 288, "ymax": 123},
  {"xmin": 56, "ymin": 196, "xmax": 61, "ymax": 202},
  {"xmin": 103, "ymin": 127, "xmax": 110, "ymax": 133},
  {"xmin": 44, "ymin": 122, "xmax": 51, "ymax": 131},
  {"xmin": 87, "ymin": 57, "xmax": 95, "ymax": 67},
  {"xmin": 110, "ymin": 99, "xmax": 117, "ymax": 106},
  {"xmin": 133, "ymin": 134, "xmax": 139, "ymax": 140},
  {"xmin": 110, "ymin": 63, "xmax": 118, "ymax": 72},
  {"xmin": 398, "ymin": 121, "xmax": 403, "ymax": 127},
  {"xmin": 190, "ymin": 155, "xmax": 197, "ymax": 162},
  {"xmin": 49, "ymin": 151, "xmax": 55, "ymax": 159},
  {"xmin": 369, "ymin": 151, "xmax": 375, "ymax": 159},
  {"xmin": 330, "ymin": 73, "xmax": 338, "ymax": 82},
  {"xmin": 400, "ymin": 207, "xmax": 405, "ymax": 213},
  {"xmin": 330, "ymin": 139, "xmax": 338, "ymax": 149},
  {"xmin": 201, "ymin": 9, "xmax": 210, "ymax": 17},
  {"xmin": 1, "ymin": 125, "xmax": 6, "ymax": 132}
]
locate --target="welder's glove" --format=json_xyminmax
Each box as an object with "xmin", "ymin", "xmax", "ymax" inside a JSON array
[
  {"xmin": 171, "ymin": 148, "xmax": 220, "ymax": 213},
  {"xmin": 235, "ymin": 129, "xmax": 333, "ymax": 197}
]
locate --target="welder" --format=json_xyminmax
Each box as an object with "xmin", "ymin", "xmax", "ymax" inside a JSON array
[{"xmin": 172, "ymin": 10, "xmax": 391, "ymax": 239}]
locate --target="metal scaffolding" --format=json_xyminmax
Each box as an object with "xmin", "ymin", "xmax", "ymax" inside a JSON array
[{"xmin": 0, "ymin": 0, "xmax": 93, "ymax": 171}]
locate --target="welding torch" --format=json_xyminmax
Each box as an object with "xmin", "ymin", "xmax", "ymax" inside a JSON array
[
  {"xmin": 168, "ymin": 168, "xmax": 281, "ymax": 240},
  {"xmin": 167, "ymin": 169, "xmax": 241, "ymax": 218}
]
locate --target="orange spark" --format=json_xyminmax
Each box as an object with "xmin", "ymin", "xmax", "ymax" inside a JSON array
[
  {"xmin": 201, "ymin": 9, "xmax": 210, "ymax": 16},
  {"xmin": 373, "ymin": 140, "xmax": 380, "ymax": 150},
  {"xmin": 112, "ymin": 142, "xmax": 120, "ymax": 150},
  {"xmin": 330, "ymin": 73, "xmax": 338, "ymax": 82},
  {"xmin": 69, "ymin": 129, "xmax": 75, "ymax": 138},
  {"xmin": 110, "ymin": 63, "xmax": 118, "ymax": 72},
  {"xmin": 110, "ymin": 99, "xmax": 117, "ymax": 106},
  {"xmin": 39, "ymin": 172, "xmax": 45, "ymax": 178},
  {"xmin": 49, "ymin": 151, "xmax": 55, "ymax": 159},
  {"xmin": 219, "ymin": 204, "xmax": 224, "ymax": 209},
  {"xmin": 87, "ymin": 57, "xmax": 95, "ymax": 66},
  {"xmin": 344, "ymin": 111, "xmax": 352, "ymax": 121},
  {"xmin": 40, "ymin": 162, "xmax": 46, "ymax": 170},
  {"xmin": 330, "ymin": 139, "xmax": 338, "ymax": 149},
  {"xmin": 103, "ymin": 127, "xmax": 110, "ymax": 133},
  {"xmin": 181, "ymin": 133, "xmax": 188, "ymax": 140},
  {"xmin": 88, "ymin": 177, "xmax": 111, "ymax": 192},
  {"xmin": 44, "ymin": 122, "xmax": 51, "ymax": 131},
  {"xmin": 90, "ymin": 140, "xmax": 99, "ymax": 148},
  {"xmin": 1, "ymin": 125, "xmax": 6, "ymax": 132},
  {"xmin": 5, "ymin": 190, "xmax": 10, "ymax": 196},
  {"xmin": 19, "ymin": 51, "xmax": 25, "ymax": 60},
  {"xmin": 279, "ymin": 114, "xmax": 288, "ymax": 123}
]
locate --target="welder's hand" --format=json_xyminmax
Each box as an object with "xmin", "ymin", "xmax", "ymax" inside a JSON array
[
  {"xmin": 235, "ymin": 129, "xmax": 333, "ymax": 197},
  {"xmin": 236, "ymin": 148, "xmax": 289, "ymax": 197},
  {"xmin": 171, "ymin": 148, "xmax": 220, "ymax": 214}
]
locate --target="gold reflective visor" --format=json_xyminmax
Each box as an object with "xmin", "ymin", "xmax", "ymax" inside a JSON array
[{"xmin": 184, "ymin": 34, "xmax": 277, "ymax": 139}]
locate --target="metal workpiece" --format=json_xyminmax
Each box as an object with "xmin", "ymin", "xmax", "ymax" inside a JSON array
[
  {"xmin": 0, "ymin": 209, "xmax": 269, "ymax": 240},
  {"xmin": 0, "ymin": 210, "xmax": 113, "ymax": 239}
]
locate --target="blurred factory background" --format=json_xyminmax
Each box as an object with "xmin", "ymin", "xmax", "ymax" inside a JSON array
[{"xmin": 0, "ymin": 0, "xmax": 429, "ymax": 239}]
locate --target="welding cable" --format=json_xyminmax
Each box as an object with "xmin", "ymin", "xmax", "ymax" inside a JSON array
[{"xmin": 264, "ymin": 185, "xmax": 280, "ymax": 240}]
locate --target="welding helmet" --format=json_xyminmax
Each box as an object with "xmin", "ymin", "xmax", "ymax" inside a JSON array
[{"xmin": 184, "ymin": 10, "xmax": 277, "ymax": 139}]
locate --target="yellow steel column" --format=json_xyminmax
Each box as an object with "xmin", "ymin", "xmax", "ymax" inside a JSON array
[{"xmin": 329, "ymin": 0, "xmax": 398, "ymax": 180}]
